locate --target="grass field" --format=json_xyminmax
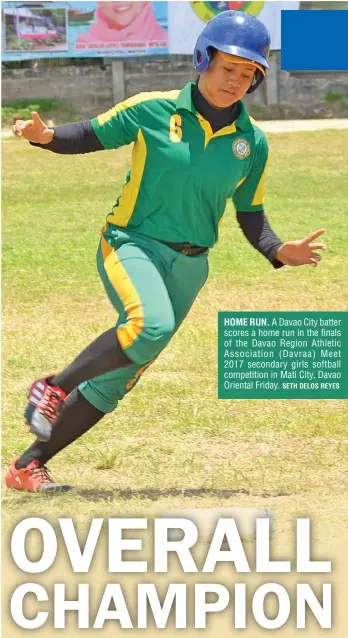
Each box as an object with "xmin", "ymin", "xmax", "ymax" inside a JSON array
[{"xmin": 2, "ymin": 130, "xmax": 348, "ymax": 539}]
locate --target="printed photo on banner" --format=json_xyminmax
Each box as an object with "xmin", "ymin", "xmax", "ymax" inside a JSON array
[
  {"xmin": 73, "ymin": 2, "xmax": 168, "ymax": 56},
  {"xmin": 3, "ymin": 5, "xmax": 68, "ymax": 54}
]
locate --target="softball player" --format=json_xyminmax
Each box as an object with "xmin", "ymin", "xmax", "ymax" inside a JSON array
[{"xmin": 6, "ymin": 11, "xmax": 326, "ymax": 492}]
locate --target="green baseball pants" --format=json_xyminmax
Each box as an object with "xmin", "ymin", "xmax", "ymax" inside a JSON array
[{"xmin": 78, "ymin": 224, "xmax": 209, "ymax": 413}]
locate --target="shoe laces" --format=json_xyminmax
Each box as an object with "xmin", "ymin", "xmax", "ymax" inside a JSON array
[
  {"xmin": 31, "ymin": 464, "xmax": 54, "ymax": 484},
  {"xmin": 39, "ymin": 387, "xmax": 64, "ymax": 420}
]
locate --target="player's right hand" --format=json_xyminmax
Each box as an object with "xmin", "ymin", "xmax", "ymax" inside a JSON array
[{"xmin": 12, "ymin": 111, "xmax": 54, "ymax": 144}]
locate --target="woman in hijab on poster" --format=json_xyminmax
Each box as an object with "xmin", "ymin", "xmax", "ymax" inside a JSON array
[
  {"xmin": 76, "ymin": 1, "xmax": 167, "ymax": 46},
  {"xmin": 7, "ymin": 11, "xmax": 326, "ymax": 492}
]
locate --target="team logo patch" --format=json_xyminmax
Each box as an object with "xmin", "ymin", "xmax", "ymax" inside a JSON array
[{"xmin": 233, "ymin": 138, "xmax": 251, "ymax": 160}]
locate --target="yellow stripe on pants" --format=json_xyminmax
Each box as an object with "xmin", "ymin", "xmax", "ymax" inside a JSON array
[{"xmin": 101, "ymin": 236, "xmax": 144, "ymax": 351}]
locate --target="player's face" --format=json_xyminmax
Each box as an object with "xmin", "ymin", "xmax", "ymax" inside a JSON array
[
  {"xmin": 98, "ymin": 1, "xmax": 147, "ymax": 29},
  {"xmin": 198, "ymin": 53, "xmax": 256, "ymax": 108}
]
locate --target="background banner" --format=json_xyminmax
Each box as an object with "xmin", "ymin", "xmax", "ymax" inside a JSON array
[
  {"xmin": 2, "ymin": 1, "xmax": 168, "ymax": 60},
  {"xmin": 2, "ymin": 1, "xmax": 300, "ymax": 62}
]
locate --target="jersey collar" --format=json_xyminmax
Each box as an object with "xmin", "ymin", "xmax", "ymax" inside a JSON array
[
  {"xmin": 176, "ymin": 82, "xmax": 252, "ymax": 132},
  {"xmin": 176, "ymin": 82, "xmax": 197, "ymax": 113},
  {"xmin": 235, "ymin": 101, "xmax": 253, "ymax": 132}
]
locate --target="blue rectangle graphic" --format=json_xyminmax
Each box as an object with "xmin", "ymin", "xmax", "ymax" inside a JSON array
[{"xmin": 281, "ymin": 10, "xmax": 348, "ymax": 71}]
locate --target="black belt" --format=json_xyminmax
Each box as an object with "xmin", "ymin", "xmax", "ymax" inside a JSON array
[{"xmin": 162, "ymin": 241, "xmax": 208, "ymax": 256}]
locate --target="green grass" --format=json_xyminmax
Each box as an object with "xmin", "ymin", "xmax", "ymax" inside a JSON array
[
  {"xmin": 2, "ymin": 131, "xmax": 348, "ymax": 535},
  {"xmin": 1, "ymin": 98, "xmax": 76, "ymax": 128}
]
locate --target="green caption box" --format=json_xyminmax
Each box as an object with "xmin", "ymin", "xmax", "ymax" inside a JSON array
[{"xmin": 218, "ymin": 312, "xmax": 348, "ymax": 399}]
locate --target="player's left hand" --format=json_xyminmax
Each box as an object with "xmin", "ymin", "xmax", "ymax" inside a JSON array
[{"xmin": 275, "ymin": 229, "xmax": 326, "ymax": 267}]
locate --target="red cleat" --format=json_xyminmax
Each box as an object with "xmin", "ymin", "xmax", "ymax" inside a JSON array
[
  {"xmin": 5, "ymin": 459, "xmax": 72, "ymax": 493},
  {"xmin": 25, "ymin": 377, "xmax": 67, "ymax": 441}
]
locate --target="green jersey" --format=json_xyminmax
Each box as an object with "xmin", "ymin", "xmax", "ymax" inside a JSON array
[{"xmin": 91, "ymin": 82, "xmax": 268, "ymax": 248}]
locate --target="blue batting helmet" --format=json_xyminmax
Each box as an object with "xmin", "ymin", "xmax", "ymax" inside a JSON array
[{"xmin": 193, "ymin": 10, "xmax": 271, "ymax": 94}]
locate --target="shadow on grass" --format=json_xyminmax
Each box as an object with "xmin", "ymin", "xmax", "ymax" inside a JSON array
[
  {"xmin": 77, "ymin": 487, "xmax": 292, "ymax": 502},
  {"xmin": 4, "ymin": 486, "xmax": 292, "ymax": 503}
]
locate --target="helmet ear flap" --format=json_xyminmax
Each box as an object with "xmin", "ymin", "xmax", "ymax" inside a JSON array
[
  {"xmin": 193, "ymin": 38, "xmax": 212, "ymax": 73},
  {"xmin": 246, "ymin": 68, "xmax": 265, "ymax": 94}
]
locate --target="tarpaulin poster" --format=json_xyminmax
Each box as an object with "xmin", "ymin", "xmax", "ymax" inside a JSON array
[
  {"xmin": 168, "ymin": 1, "xmax": 300, "ymax": 53},
  {"xmin": 2, "ymin": 1, "xmax": 168, "ymax": 60}
]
